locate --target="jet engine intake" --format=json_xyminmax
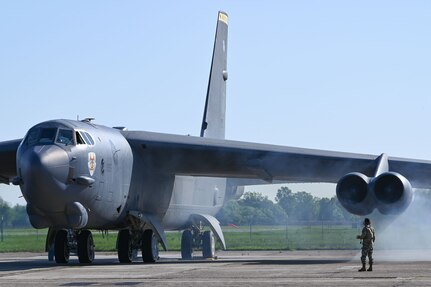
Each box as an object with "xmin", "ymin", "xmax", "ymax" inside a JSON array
[
  {"xmin": 371, "ymin": 172, "xmax": 412, "ymax": 215},
  {"xmin": 336, "ymin": 172, "xmax": 375, "ymax": 215},
  {"xmin": 336, "ymin": 171, "xmax": 413, "ymax": 216}
]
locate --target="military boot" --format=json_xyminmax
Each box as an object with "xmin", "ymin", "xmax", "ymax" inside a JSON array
[
  {"xmin": 367, "ymin": 264, "xmax": 373, "ymax": 271},
  {"xmin": 358, "ymin": 263, "xmax": 366, "ymax": 272}
]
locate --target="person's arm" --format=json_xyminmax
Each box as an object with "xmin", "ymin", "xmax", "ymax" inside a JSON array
[{"xmin": 357, "ymin": 227, "xmax": 366, "ymax": 239}]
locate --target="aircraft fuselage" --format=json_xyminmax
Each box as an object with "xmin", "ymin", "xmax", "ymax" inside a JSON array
[{"xmin": 17, "ymin": 119, "xmax": 225, "ymax": 231}]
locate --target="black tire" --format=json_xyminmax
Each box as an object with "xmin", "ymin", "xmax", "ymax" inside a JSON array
[
  {"xmin": 142, "ymin": 229, "xmax": 159, "ymax": 263},
  {"xmin": 54, "ymin": 230, "xmax": 70, "ymax": 264},
  {"xmin": 77, "ymin": 230, "xmax": 95, "ymax": 264},
  {"xmin": 181, "ymin": 229, "xmax": 193, "ymax": 260},
  {"xmin": 117, "ymin": 229, "xmax": 133, "ymax": 263},
  {"xmin": 202, "ymin": 230, "xmax": 215, "ymax": 259},
  {"xmin": 48, "ymin": 243, "xmax": 54, "ymax": 261}
]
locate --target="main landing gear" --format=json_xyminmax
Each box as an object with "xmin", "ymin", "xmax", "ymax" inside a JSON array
[
  {"xmin": 49, "ymin": 229, "xmax": 95, "ymax": 264},
  {"xmin": 48, "ymin": 227, "xmax": 160, "ymax": 264},
  {"xmin": 117, "ymin": 229, "xmax": 159, "ymax": 263},
  {"xmin": 47, "ymin": 216, "xmax": 219, "ymax": 263},
  {"xmin": 181, "ymin": 226, "xmax": 216, "ymax": 260}
]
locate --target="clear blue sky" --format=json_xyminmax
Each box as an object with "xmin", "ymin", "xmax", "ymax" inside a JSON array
[{"xmin": 1, "ymin": 1, "xmax": 431, "ymax": 205}]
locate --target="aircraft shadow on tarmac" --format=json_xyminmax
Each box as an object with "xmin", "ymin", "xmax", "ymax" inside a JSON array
[
  {"xmin": 241, "ymin": 259, "xmax": 351, "ymax": 265},
  {"xmin": 0, "ymin": 256, "xmax": 351, "ymax": 272}
]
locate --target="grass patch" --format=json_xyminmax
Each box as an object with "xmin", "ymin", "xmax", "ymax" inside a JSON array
[
  {"xmin": 0, "ymin": 224, "xmax": 361, "ymax": 253},
  {"xmin": 220, "ymin": 225, "xmax": 360, "ymax": 250}
]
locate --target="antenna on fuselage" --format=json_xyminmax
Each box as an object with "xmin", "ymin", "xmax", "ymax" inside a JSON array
[{"xmin": 81, "ymin": 118, "xmax": 95, "ymax": 123}]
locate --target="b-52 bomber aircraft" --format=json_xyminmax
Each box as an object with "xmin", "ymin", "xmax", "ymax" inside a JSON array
[{"xmin": 1, "ymin": 11, "xmax": 431, "ymax": 264}]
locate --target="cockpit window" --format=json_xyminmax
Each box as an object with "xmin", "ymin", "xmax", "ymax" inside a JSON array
[
  {"xmin": 25, "ymin": 128, "xmax": 41, "ymax": 145},
  {"xmin": 24, "ymin": 128, "xmax": 58, "ymax": 145},
  {"xmin": 76, "ymin": 131, "xmax": 86, "ymax": 145},
  {"xmin": 39, "ymin": 128, "xmax": 57, "ymax": 143},
  {"xmin": 75, "ymin": 130, "xmax": 95, "ymax": 146},
  {"xmin": 83, "ymin": 132, "xmax": 95, "ymax": 145},
  {"xmin": 56, "ymin": 129, "xmax": 74, "ymax": 145}
]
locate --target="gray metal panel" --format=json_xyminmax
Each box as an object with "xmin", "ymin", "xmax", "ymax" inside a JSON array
[
  {"xmin": 123, "ymin": 130, "xmax": 431, "ymax": 188},
  {"xmin": 0, "ymin": 139, "xmax": 22, "ymax": 183}
]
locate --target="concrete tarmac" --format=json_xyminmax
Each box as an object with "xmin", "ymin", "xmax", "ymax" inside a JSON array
[{"xmin": 0, "ymin": 250, "xmax": 431, "ymax": 286}]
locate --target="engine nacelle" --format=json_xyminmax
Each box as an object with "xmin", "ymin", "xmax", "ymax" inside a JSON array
[
  {"xmin": 336, "ymin": 172, "xmax": 375, "ymax": 215},
  {"xmin": 371, "ymin": 172, "xmax": 413, "ymax": 215},
  {"xmin": 336, "ymin": 171, "xmax": 413, "ymax": 216}
]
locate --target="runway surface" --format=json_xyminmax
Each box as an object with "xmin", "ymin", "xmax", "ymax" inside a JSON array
[{"xmin": 0, "ymin": 250, "xmax": 430, "ymax": 286}]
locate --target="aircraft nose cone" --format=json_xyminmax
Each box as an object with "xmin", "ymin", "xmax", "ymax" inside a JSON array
[{"xmin": 19, "ymin": 145, "xmax": 70, "ymax": 212}]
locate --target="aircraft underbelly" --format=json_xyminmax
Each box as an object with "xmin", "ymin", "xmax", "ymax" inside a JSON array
[{"xmin": 162, "ymin": 176, "xmax": 226, "ymax": 229}]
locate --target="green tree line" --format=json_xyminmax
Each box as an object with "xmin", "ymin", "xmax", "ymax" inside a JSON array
[
  {"xmin": 216, "ymin": 186, "xmax": 359, "ymax": 225},
  {"xmin": 0, "ymin": 186, "xmax": 358, "ymax": 228},
  {"xmin": 0, "ymin": 198, "xmax": 30, "ymax": 228}
]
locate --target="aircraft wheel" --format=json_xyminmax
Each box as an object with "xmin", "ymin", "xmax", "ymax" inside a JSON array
[
  {"xmin": 77, "ymin": 230, "xmax": 95, "ymax": 264},
  {"xmin": 181, "ymin": 229, "xmax": 193, "ymax": 260},
  {"xmin": 54, "ymin": 230, "xmax": 70, "ymax": 264},
  {"xmin": 48, "ymin": 243, "xmax": 55, "ymax": 261},
  {"xmin": 202, "ymin": 230, "xmax": 215, "ymax": 259},
  {"xmin": 142, "ymin": 229, "xmax": 159, "ymax": 263},
  {"xmin": 117, "ymin": 229, "xmax": 133, "ymax": 263}
]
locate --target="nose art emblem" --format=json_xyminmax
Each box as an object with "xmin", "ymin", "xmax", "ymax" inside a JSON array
[{"xmin": 88, "ymin": 152, "xmax": 96, "ymax": 176}]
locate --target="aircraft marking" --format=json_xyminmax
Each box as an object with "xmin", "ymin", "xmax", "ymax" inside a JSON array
[
  {"xmin": 219, "ymin": 13, "xmax": 228, "ymax": 25},
  {"xmin": 88, "ymin": 152, "xmax": 96, "ymax": 176}
]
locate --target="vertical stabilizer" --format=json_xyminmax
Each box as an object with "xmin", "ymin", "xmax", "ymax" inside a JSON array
[{"xmin": 200, "ymin": 11, "xmax": 228, "ymax": 139}]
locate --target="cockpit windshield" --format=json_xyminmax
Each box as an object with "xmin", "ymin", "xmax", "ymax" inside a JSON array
[
  {"xmin": 24, "ymin": 127, "xmax": 75, "ymax": 146},
  {"xmin": 56, "ymin": 129, "xmax": 74, "ymax": 145},
  {"xmin": 25, "ymin": 128, "xmax": 57, "ymax": 145}
]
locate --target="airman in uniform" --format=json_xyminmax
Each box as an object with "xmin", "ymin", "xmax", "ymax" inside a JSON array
[{"xmin": 356, "ymin": 217, "xmax": 375, "ymax": 271}]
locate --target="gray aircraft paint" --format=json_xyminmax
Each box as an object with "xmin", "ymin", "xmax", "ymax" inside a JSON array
[
  {"xmin": 0, "ymin": 11, "xmax": 430, "ymax": 261},
  {"xmin": 18, "ymin": 119, "xmax": 134, "ymax": 229}
]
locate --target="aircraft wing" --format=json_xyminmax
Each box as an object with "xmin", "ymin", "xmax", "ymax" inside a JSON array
[
  {"xmin": 0, "ymin": 139, "xmax": 21, "ymax": 184},
  {"xmin": 124, "ymin": 131, "xmax": 431, "ymax": 189}
]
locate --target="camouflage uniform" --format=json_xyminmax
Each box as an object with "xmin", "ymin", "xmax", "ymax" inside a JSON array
[{"xmin": 358, "ymin": 224, "xmax": 375, "ymax": 265}]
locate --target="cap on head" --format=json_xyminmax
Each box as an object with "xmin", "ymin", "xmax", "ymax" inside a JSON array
[{"xmin": 364, "ymin": 218, "xmax": 371, "ymax": 225}]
